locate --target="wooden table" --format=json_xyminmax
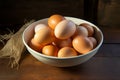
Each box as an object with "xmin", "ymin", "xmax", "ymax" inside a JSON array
[{"xmin": 0, "ymin": 27, "xmax": 120, "ymax": 80}]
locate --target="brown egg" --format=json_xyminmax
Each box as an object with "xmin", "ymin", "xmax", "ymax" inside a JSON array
[
  {"xmin": 54, "ymin": 20, "xmax": 76, "ymax": 39},
  {"xmin": 53, "ymin": 38, "xmax": 72, "ymax": 48},
  {"xmin": 72, "ymin": 36, "xmax": 93, "ymax": 54},
  {"xmin": 33, "ymin": 27, "xmax": 54, "ymax": 45},
  {"xmin": 58, "ymin": 47, "xmax": 77, "ymax": 58},
  {"xmin": 42, "ymin": 44, "xmax": 58, "ymax": 56},
  {"xmin": 29, "ymin": 38, "xmax": 43, "ymax": 52},
  {"xmin": 80, "ymin": 23, "xmax": 94, "ymax": 37},
  {"xmin": 48, "ymin": 14, "xmax": 65, "ymax": 30},
  {"xmin": 72, "ymin": 25, "xmax": 88, "ymax": 38},
  {"xmin": 88, "ymin": 37, "xmax": 97, "ymax": 48}
]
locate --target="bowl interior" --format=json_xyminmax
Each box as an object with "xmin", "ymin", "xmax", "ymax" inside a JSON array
[{"xmin": 23, "ymin": 17, "xmax": 103, "ymax": 59}]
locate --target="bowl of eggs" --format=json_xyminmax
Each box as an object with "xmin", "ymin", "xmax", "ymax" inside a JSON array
[{"xmin": 22, "ymin": 14, "xmax": 103, "ymax": 67}]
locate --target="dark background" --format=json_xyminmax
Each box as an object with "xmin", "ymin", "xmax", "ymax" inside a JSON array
[
  {"xmin": 0, "ymin": 0, "xmax": 120, "ymax": 38},
  {"xmin": 0, "ymin": 0, "xmax": 120, "ymax": 27},
  {"xmin": 0, "ymin": 0, "xmax": 120, "ymax": 25}
]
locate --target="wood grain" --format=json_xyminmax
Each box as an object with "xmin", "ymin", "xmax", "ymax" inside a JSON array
[
  {"xmin": 0, "ymin": 44, "xmax": 120, "ymax": 80},
  {"xmin": 98, "ymin": 0, "xmax": 120, "ymax": 27},
  {"xmin": 100, "ymin": 27, "xmax": 120, "ymax": 43}
]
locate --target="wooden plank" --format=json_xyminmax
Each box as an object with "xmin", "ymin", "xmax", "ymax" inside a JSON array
[
  {"xmin": 0, "ymin": 54, "xmax": 120, "ymax": 80},
  {"xmin": 95, "ymin": 43, "xmax": 120, "ymax": 57},
  {"xmin": 0, "ymin": 58, "xmax": 18, "ymax": 80},
  {"xmin": 18, "ymin": 57, "xmax": 120, "ymax": 80},
  {"xmin": 0, "ymin": 43, "xmax": 120, "ymax": 80},
  {"xmin": 98, "ymin": 0, "xmax": 120, "ymax": 27},
  {"xmin": 100, "ymin": 27, "xmax": 120, "ymax": 43}
]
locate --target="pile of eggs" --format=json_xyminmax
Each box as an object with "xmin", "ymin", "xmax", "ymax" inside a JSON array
[{"xmin": 29, "ymin": 14, "xmax": 97, "ymax": 58}]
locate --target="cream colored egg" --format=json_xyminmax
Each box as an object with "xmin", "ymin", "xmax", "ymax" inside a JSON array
[
  {"xmin": 72, "ymin": 35, "xmax": 93, "ymax": 54},
  {"xmin": 35, "ymin": 24, "xmax": 47, "ymax": 33},
  {"xmin": 58, "ymin": 47, "xmax": 77, "ymax": 58},
  {"xmin": 72, "ymin": 25, "xmax": 88, "ymax": 38},
  {"xmin": 54, "ymin": 20, "xmax": 76, "ymax": 39},
  {"xmin": 80, "ymin": 23, "xmax": 94, "ymax": 37}
]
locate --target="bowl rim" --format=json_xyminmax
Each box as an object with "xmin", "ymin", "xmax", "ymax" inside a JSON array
[{"xmin": 22, "ymin": 17, "xmax": 104, "ymax": 60}]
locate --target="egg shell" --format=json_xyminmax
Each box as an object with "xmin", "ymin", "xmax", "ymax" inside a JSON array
[
  {"xmin": 29, "ymin": 38, "xmax": 43, "ymax": 52},
  {"xmin": 54, "ymin": 20, "xmax": 76, "ymax": 39},
  {"xmin": 48, "ymin": 14, "xmax": 65, "ymax": 30},
  {"xmin": 53, "ymin": 38, "xmax": 72, "ymax": 48},
  {"xmin": 34, "ymin": 24, "xmax": 48, "ymax": 33},
  {"xmin": 58, "ymin": 47, "xmax": 77, "ymax": 58},
  {"xmin": 80, "ymin": 23, "xmax": 94, "ymax": 37},
  {"xmin": 33, "ymin": 27, "xmax": 54, "ymax": 45},
  {"xmin": 88, "ymin": 37, "xmax": 97, "ymax": 48},
  {"xmin": 72, "ymin": 25, "xmax": 88, "ymax": 38},
  {"xmin": 72, "ymin": 35, "xmax": 93, "ymax": 54},
  {"xmin": 42, "ymin": 44, "xmax": 58, "ymax": 57}
]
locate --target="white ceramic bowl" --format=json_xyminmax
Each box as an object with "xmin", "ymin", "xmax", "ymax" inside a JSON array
[{"xmin": 22, "ymin": 17, "xmax": 103, "ymax": 67}]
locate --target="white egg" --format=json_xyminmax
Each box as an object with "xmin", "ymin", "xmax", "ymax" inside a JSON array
[
  {"xmin": 54, "ymin": 20, "xmax": 76, "ymax": 39},
  {"xmin": 35, "ymin": 24, "xmax": 47, "ymax": 33}
]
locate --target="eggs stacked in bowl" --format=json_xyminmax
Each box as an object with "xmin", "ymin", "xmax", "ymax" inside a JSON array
[{"xmin": 22, "ymin": 14, "xmax": 103, "ymax": 67}]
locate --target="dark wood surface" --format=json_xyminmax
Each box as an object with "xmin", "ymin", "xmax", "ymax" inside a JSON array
[{"xmin": 0, "ymin": 27, "xmax": 120, "ymax": 80}]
